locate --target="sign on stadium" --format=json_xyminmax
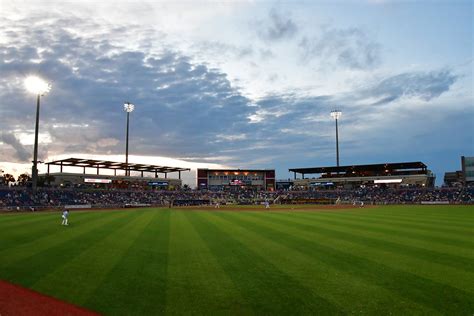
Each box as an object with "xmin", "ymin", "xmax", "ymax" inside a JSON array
[
  {"xmin": 197, "ymin": 168, "xmax": 275, "ymax": 190},
  {"xmin": 374, "ymin": 179, "xmax": 403, "ymax": 184},
  {"xmin": 84, "ymin": 178, "xmax": 112, "ymax": 184},
  {"xmin": 148, "ymin": 181, "xmax": 169, "ymax": 186}
]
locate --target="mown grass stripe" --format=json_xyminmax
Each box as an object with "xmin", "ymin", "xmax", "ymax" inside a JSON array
[
  {"xmin": 242, "ymin": 211, "xmax": 474, "ymax": 290},
  {"xmin": 0, "ymin": 211, "xmax": 110, "ymax": 239},
  {"xmin": 206, "ymin": 211, "xmax": 441, "ymax": 315},
  {"xmin": 282, "ymin": 210, "xmax": 474, "ymax": 246},
  {"xmin": 31, "ymin": 210, "xmax": 156, "ymax": 305},
  {"xmin": 83, "ymin": 211, "xmax": 170, "ymax": 315},
  {"xmin": 220, "ymin": 211, "xmax": 473, "ymax": 314},
  {"xmin": 267, "ymin": 211, "xmax": 474, "ymax": 259},
  {"xmin": 304, "ymin": 214, "xmax": 474, "ymax": 270},
  {"xmin": 188, "ymin": 211, "xmax": 344, "ymax": 315},
  {"xmin": 0, "ymin": 212, "xmax": 111, "ymax": 252},
  {"xmin": 164, "ymin": 211, "xmax": 252, "ymax": 315},
  {"xmin": 0, "ymin": 212, "xmax": 51, "ymax": 222},
  {"xmin": 368, "ymin": 209, "xmax": 474, "ymax": 220},
  {"xmin": 327, "ymin": 205, "xmax": 472, "ymax": 218},
  {"xmin": 367, "ymin": 207, "xmax": 474, "ymax": 222},
  {"xmin": 350, "ymin": 212, "xmax": 474, "ymax": 230},
  {"xmin": 0, "ymin": 211, "xmax": 139, "ymax": 287},
  {"xmin": 0, "ymin": 213, "xmax": 62, "ymax": 230},
  {"xmin": 0, "ymin": 211, "xmax": 134, "ymax": 269},
  {"xmin": 0, "ymin": 213, "xmax": 34, "ymax": 222},
  {"xmin": 324, "ymin": 211, "xmax": 474, "ymax": 243},
  {"xmin": 298, "ymin": 209, "xmax": 474, "ymax": 234}
]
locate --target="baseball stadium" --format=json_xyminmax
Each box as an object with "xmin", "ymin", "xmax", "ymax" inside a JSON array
[
  {"xmin": 1, "ymin": 154, "xmax": 473, "ymax": 315},
  {"xmin": 1, "ymin": 2, "xmax": 474, "ymax": 316}
]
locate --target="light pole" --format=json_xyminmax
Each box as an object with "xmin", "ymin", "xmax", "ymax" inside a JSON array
[
  {"xmin": 25, "ymin": 76, "xmax": 51, "ymax": 193},
  {"xmin": 330, "ymin": 109, "xmax": 342, "ymax": 167},
  {"xmin": 124, "ymin": 102, "xmax": 135, "ymax": 176}
]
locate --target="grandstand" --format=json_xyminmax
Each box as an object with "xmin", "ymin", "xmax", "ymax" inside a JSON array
[
  {"xmin": 276, "ymin": 179, "xmax": 294, "ymax": 190},
  {"xmin": 289, "ymin": 162, "xmax": 435, "ymax": 189},
  {"xmin": 42, "ymin": 158, "xmax": 190, "ymax": 189},
  {"xmin": 1, "ymin": 186, "xmax": 472, "ymax": 211}
]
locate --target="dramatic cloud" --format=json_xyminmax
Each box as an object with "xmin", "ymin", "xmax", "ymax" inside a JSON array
[
  {"xmin": 194, "ymin": 41, "xmax": 254, "ymax": 59},
  {"xmin": 363, "ymin": 70, "xmax": 458, "ymax": 105},
  {"xmin": 0, "ymin": 133, "xmax": 30, "ymax": 162},
  {"xmin": 256, "ymin": 10, "xmax": 298, "ymax": 41},
  {"xmin": 0, "ymin": 15, "xmax": 255, "ymax": 164},
  {"xmin": 299, "ymin": 27, "xmax": 381, "ymax": 70}
]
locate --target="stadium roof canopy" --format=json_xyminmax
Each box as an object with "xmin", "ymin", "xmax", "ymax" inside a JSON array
[
  {"xmin": 45, "ymin": 157, "xmax": 190, "ymax": 175},
  {"xmin": 289, "ymin": 162, "xmax": 427, "ymax": 175}
]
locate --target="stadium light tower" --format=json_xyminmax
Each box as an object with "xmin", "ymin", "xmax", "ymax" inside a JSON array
[
  {"xmin": 330, "ymin": 109, "xmax": 342, "ymax": 167},
  {"xmin": 25, "ymin": 76, "xmax": 51, "ymax": 194},
  {"xmin": 124, "ymin": 102, "xmax": 135, "ymax": 176}
]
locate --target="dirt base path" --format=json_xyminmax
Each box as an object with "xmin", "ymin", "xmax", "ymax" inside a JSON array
[{"xmin": 0, "ymin": 280, "xmax": 99, "ymax": 316}]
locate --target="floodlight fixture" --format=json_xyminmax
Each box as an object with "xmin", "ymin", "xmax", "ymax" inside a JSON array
[
  {"xmin": 25, "ymin": 76, "xmax": 51, "ymax": 95},
  {"xmin": 124, "ymin": 102, "xmax": 135, "ymax": 113},
  {"xmin": 330, "ymin": 109, "xmax": 342, "ymax": 120}
]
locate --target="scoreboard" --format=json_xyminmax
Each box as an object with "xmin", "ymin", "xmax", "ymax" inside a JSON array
[{"xmin": 198, "ymin": 169, "xmax": 275, "ymax": 190}]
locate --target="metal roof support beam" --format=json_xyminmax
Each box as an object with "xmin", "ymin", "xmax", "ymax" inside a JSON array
[{"xmin": 43, "ymin": 157, "xmax": 190, "ymax": 177}]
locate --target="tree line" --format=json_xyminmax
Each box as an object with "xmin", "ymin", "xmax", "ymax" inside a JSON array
[{"xmin": 1, "ymin": 173, "xmax": 55, "ymax": 186}]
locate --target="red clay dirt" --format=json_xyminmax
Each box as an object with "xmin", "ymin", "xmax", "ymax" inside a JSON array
[{"xmin": 0, "ymin": 280, "xmax": 100, "ymax": 316}]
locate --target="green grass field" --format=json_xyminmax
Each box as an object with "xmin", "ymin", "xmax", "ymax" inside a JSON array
[{"xmin": 0, "ymin": 205, "xmax": 473, "ymax": 315}]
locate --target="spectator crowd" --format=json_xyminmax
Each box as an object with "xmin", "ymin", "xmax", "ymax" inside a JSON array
[{"xmin": 0, "ymin": 186, "xmax": 473, "ymax": 210}]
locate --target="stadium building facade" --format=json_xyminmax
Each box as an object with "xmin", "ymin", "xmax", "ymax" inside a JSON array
[
  {"xmin": 444, "ymin": 156, "xmax": 474, "ymax": 187},
  {"xmin": 290, "ymin": 162, "xmax": 435, "ymax": 189},
  {"xmin": 444, "ymin": 171, "xmax": 464, "ymax": 187},
  {"xmin": 462, "ymin": 156, "xmax": 474, "ymax": 185},
  {"xmin": 197, "ymin": 169, "xmax": 275, "ymax": 191}
]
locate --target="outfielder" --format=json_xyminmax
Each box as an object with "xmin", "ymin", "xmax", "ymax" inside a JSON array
[{"xmin": 61, "ymin": 209, "xmax": 69, "ymax": 226}]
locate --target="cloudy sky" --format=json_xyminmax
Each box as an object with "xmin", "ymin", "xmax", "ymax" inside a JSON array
[{"xmin": 0, "ymin": 0, "xmax": 472, "ymax": 186}]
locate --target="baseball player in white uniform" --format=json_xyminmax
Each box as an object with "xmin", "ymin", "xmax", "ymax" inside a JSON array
[{"xmin": 61, "ymin": 209, "xmax": 69, "ymax": 226}]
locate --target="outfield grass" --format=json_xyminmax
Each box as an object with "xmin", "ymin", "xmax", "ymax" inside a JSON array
[{"xmin": 0, "ymin": 205, "xmax": 473, "ymax": 315}]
